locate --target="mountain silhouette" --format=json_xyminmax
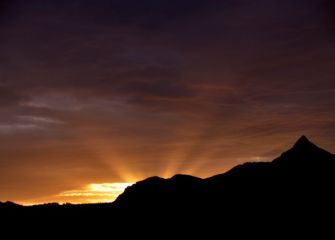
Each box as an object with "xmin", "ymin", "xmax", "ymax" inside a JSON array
[
  {"xmin": 114, "ymin": 136, "xmax": 335, "ymax": 212},
  {"xmin": 1, "ymin": 136, "xmax": 335, "ymax": 236}
]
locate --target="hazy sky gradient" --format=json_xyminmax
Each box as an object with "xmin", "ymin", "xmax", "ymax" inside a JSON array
[{"xmin": 1, "ymin": 0, "xmax": 335, "ymax": 203}]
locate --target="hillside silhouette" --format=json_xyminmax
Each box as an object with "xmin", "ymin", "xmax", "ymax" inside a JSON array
[
  {"xmin": 114, "ymin": 136, "xmax": 335, "ymax": 212},
  {"xmin": 1, "ymin": 136, "xmax": 335, "ymax": 235}
]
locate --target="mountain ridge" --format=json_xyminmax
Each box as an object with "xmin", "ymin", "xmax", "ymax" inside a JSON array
[{"xmin": 114, "ymin": 136, "xmax": 335, "ymax": 209}]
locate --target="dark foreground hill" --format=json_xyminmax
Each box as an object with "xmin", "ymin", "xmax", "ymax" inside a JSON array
[{"xmin": 1, "ymin": 136, "xmax": 335, "ymax": 236}]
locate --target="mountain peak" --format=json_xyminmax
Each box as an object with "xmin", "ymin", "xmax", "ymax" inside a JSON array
[
  {"xmin": 293, "ymin": 135, "xmax": 312, "ymax": 148},
  {"xmin": 272, "ymin": 135, "xmax": 333, "ymax": 165}
]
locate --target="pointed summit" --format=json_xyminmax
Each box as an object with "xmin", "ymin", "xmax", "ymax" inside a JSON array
[
  {"xmin": 272, "ymin": 135, "xmax": 333, "ymax": 165},
  {"xmin": 293, "ymin": 135, "xmax": 313, "ymax": 149},
  {"xmin": 290, "ymin": 135, "xmax": 328, "ymax": 154}
]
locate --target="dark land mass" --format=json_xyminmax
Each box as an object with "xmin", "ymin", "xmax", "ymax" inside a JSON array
[{"xmin": 1, "ymin": 136, "xmax": 334, "ymax": 236}]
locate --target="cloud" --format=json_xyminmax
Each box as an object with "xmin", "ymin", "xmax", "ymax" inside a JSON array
[
  {"xmin": 18, "ymin": 115, "xmax": 64, "ymax": 124},
  {"xmin": 0, "ymin": 123, "xmax": 41, "ymax": 134},
  {"xmin": 0, "ymin": 115, "xmax": 63, "ymax": 134}
]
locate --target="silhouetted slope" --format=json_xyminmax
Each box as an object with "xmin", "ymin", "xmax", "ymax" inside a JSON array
[
  {"xmin": 114, "ymin": 175, "xmax": 202, "ymax": 209},
  {"xmin": 0, "ymin": 201, "xmax": 23, "ymax": 211},
  {"xmin": 115, "ymin": 136, "xmax": 335, "ymax": 214},
  {"xmin": 273, "ymin": 135, "xmax": 334, "ymax": 165}
]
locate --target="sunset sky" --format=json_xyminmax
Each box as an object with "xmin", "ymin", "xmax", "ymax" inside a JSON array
[{"xmin": 1, "ymin": 0, "xmax": 335, "ymax": 204}]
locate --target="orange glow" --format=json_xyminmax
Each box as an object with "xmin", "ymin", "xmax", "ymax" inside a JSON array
[{"xmin": 19, "ymin": 182, "xmax": 134, "ymax": 205}]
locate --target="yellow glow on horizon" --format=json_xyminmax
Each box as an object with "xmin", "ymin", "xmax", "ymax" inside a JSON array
[
  {"xmin": 88, "ymin": 183, "xmax": 132, "ymax": 192},
  {"xmin": 18, "ymin": 182, "xmax": 134, "ymax": 206},
  {"xmin": 57, "ymin": 182, "xmax": 134, "ymax": 203}
]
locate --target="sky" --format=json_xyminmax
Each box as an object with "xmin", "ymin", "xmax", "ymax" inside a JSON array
[{"xmin": 1, "ymin": 0, "xmax": 335, "ymax": 204}]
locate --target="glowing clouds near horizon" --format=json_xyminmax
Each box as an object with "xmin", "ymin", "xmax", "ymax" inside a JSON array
[
  {"xmin": 18, "ymin": 182, "xmax": 134, "ymax": 205},
  {"xmin": 56, "ymin": 183, "xmax": 134, "ymax": 204}
]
